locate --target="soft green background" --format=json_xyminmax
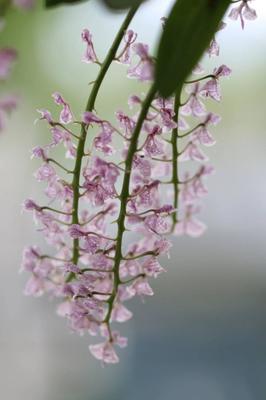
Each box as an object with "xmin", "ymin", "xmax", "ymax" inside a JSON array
[{"xmin": 0, "ymin": 0, "xmax": 266, "ymax": 399}]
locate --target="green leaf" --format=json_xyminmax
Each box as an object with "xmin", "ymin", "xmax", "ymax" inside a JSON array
[
  {"xmin": 155, "ymin": 0, "xmax": 231, "ymax": 98},
  {"xmin": 102, "ymin": 0, "xmax": 145, "ymax": 10},
  {"xmin": 45, "ymin": 0, "xmax": 86, "ymax": 8}
]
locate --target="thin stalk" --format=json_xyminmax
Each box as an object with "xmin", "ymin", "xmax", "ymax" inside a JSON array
[
  {"xmin": 171, "ymin": 86, "xmax": 182, "ymax": 229},
  {"xmin": 103, "ymin": 84, "xmax": 157, "ymax": 332},
  {"xmin": 67, "ymin": 6, "xmax": 140, "ymax": 282}
]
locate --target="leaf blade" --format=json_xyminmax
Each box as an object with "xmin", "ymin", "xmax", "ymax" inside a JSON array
[
  {"xmin": 102, "ymin": 0, "xmax": 145, "ymax": 10},
  {"xmin": 155, "ymin": 0, "xmax": 231, "ymax": 98},
  {"xmin": 45, "ymin": 0, "xmax": 86, "ymax": 8}
]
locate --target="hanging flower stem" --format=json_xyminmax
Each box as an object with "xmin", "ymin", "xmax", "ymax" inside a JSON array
[
  {"xmin": 68, "ymin": 6, "xmax": 140, "ymax": 281},
  {"xmin": 103, "ymin": 84, "xmax": 157, "ymax": 332},
  {"xmin": 171, "ymin": 86, "xmax": 182, "ymax": 230}
]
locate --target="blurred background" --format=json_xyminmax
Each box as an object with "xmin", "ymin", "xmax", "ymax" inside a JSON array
[{"xmin": 0, "ymin": 0, "xmax": 266, "ymax": 399}]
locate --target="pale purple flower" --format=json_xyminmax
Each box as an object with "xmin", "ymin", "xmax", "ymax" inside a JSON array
[
  {"xmin": 24, "ymin": 276, "xmax": 44, "ymax": 297},
  {"xmin": 179, "ymin": 142, "xmax": 208, "ymax": 162},
  {"xmin": 0, "ymin": 48, "xmax": 17, "ymax": 80},
  {"xmin": 116, "ymin": 110, "xmax": 135, "ymax": 137},
  {"xmin": 142, "ymin": 257, "xmax": 165, "ymax": 278},
  {"xmin": 23, "ymin": 198, "xmax": 42, "ymax": 212},
  {"xmin": 94, "ymin": 122, "xmax": 114, "ymax": 155},
  {"xmin": 0, "ymin": 95, "xmax": 17, "ymax": 131},
  {"xmin": 83, "ymin": 111, "xmax": 103, "ymax": 124},
  {"xmin": 201, "ymin": 65, "xmax": 232, "ymax": 101},
  {"xmin": 128, "ymin": 43, "xmax": 154, "ymax": 81},
  {"xmin": 31, "ymin": 146, "xmax": 47, "ymax": 160},
  {"xmin": 23, "ymin": 22, "xmax": 234, "ymax": 364},
  {"xmin": 52, "ymin": 92, "xmax": 73, "ymax": 124},
  {"xmin": 81, "ymin": 29, "xmax": 98, "ymax": 63},
  {"xmin": 181, "ymin": 83, "xmax": 206, "ymax": 117},
  {"xmin": 35, "ymin": 163, "xmax": 56, "ymax": 182},
  {"xmin": 36, "ymin": 109, "xmax": 53, "ymax": 124},
  {"xmin": 208, "ymin": 21, "xmax": 226, "ymax": 57},
  {"xmin": 192, "ymin": 113, "xmax": 221, "ymax": 147},
  {"xmin": 117, "ymin": 30, "xmax": 137, "ymax": 65},
  {"xmin": 128, "ymin": 95, "xmax": 141, "ymax": 109},
  {"xmin": 111, "ymin": 303, "xmax": 133, "ymax": 323},
  {"xmin": 128, "ymin": 278, "xmax": 154, "ymax": 297},
  {"xmin": 229, "ymin": 0, "xmax": 257, "ymax": 29},
  {"xmin": 143, "ymin": 124, "xmax": 163, "ymax": 157},
  {"xmin": 174, "ymin": 205, "xmax": 206, "ymax": 238},
  {"xmin": 89, "ymin": 341, "xmax": 119, "ymax": 364}
]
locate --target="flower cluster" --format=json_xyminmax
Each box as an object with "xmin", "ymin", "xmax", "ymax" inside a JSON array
[
  {"xmin": 0, "ymin": 0, "xmax": 35, "ymax": 131},
  {"xmin": 23, "ymin": 3, "xmax": 257, "ymax": 364}
]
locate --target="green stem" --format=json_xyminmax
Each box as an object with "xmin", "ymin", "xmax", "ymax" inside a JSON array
[
  {"xmin": 171, "ymin": 86, "xmax": 182, "ymax": 229},
  {"xmin": 104, "ymin": 84, "xmax": 157, "ymax": 329},
  {"xmin": 67, "ymin": 5, "xmax": 140, "ymax": 282}
]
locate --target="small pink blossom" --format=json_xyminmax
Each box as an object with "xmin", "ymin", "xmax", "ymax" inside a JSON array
[
  {"xmin": 128, "ymin": 278, "xmax": 154, "ymax": 297},
  {"xmin": 34, "ymin": 163, "xmax": 56, "ymax": 182},
  {"xmin": 37, "ymin": 109, "xmax": 53, "ymax": 124},
  {"xmin": 142, "ymin": 257, "xmax": 165, "ymax": 278},
  {"xmin": 179, "ymin": 142, "xmax": 208, "ymax": 162},
  {"xmin": 52, "ymin": 92, "xmax": 73, "ymax": 124},
  {"xmin": 128, "ymin": 43, "xmax": 154, "ymax": 81},
  {"xmin": 201, "ymin": 65, "xmax": 232, "ymax": 102},
  {"xmin": 117, "ymin": 30, "xmax": 137, "ymax": 65},
  {"xmin": 111, "ymin": 303, "xmax": 133, "ymax": 323},
  {"xmin": 181, "ymin": 83, "xmax": 206, "ymax": 117},
  {"xmin": 174, "ymin": 205, "xmax": 206, "ymax": 238},
  {"xmin": 0, "ymin": 95, "xmax": 17, "ymax": 131},
  {"xmin": 81, "ymin": 29, "xmax": 98, "ymax": 63},
  {"xmin": 0, "ymin": 48, "xmax": 17, "ymax": 80},
  {"xmin": 229, "ymin": 0, "xmax": 257, "ymax": 29}
]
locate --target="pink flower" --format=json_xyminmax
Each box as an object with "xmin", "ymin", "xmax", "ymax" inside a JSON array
[
  {"xmin": 83, "ymin": 111, "xmax": 103, "ymax": 124},
  {"xmin": 179, "ymin": 142, "xmax": 208, "ymax": 162},
  {"xmin": 174, "ymin": 205, "xmax": 206, "ymax": 238},
  {"xmin": 0, "ymin": 48, "xmax": 17, "ymax": 80},
  {"xmin": 144, "ymin": 214, "xmax": 169, "ymax": 235},
  {"xmin": 142, "ymin": 257, "xmax": 165, "ymax": 278},
  {"xmin": 111, "ymin": 303, "xmax": 133, "ymax": 323},
  {"xmin": 201, "ymin": 65, "xmax": 232, "ymax": 101},
  {"xmin": 94, "ymin": 122, "xmax": 114, "ymax": 155},
  {"xmin": 128, "ymin": 278, "xmax": 154, "ymax": 297},
  {"xmin": 31, "ymin": 146, "xmax": 47, "ymax": 160},
  {"xmin": 37, "ymin": 109, "xmax": 53, "ymax": 124},
  {"xmin": 52, "ymin": 92, "xmax": 73, "ymax": 124},
  {"xmin": 128, "ymin": 43, "xmax": 154, "ymax": 81},
  {"xmin": 117, "ymin": 30, "xmax": 137, "ymax": 65},
  {"xmin": 208, "ymin": 22, "xmax": 226, "ymax": 57},
  {"xmin": 181, "ymin": 83, "xmax": 206, "ymax": 117},
  {"xmin": 23, "ymin": 199, "xmax": 42, "ymax": 212},
  {"xmin": 81, "ymin": 29, "xmax": 98, "ymax": 63},
  {"xmin": 229, "ymin": 0, "xmax": 257, "ymax": 29},
  {"xmin": 24, "ymin": 276, "xmax": 44, "ymax": 297},
  {"xmin": 0, "ymin": 95, "xmax": 17, "ymax": 131},
  {"xmin": 143, "ymin": 124, "xmax": 164, "ymax": 157},
  {"xmin": 34, "ymin": 163, "xmax": 56, "ymax": 182},
  {"xmin": 116, "ymin": 110, "xmax": 135, "ymax": 137},
  {"xmin": 192, "ymin": 113, "xmax": 221, "ymax": 147},
  {"xmin": 89, "ymin": 341, "xmax": 119, "ymax": 364}
]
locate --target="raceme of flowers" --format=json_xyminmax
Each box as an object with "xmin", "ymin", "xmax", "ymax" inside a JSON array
[
  {"xmin": 22, "ymin": 1, "xmax": 257, "ymax": 364},
  {"xmin": 0, "ymin": 0, "xmax": 35, "ymax": 131}
]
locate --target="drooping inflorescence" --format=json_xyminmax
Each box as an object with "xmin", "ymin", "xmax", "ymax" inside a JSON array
[{"xmin": 22, "ymin": 2, "xmax": 257, "ymax": 364}]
